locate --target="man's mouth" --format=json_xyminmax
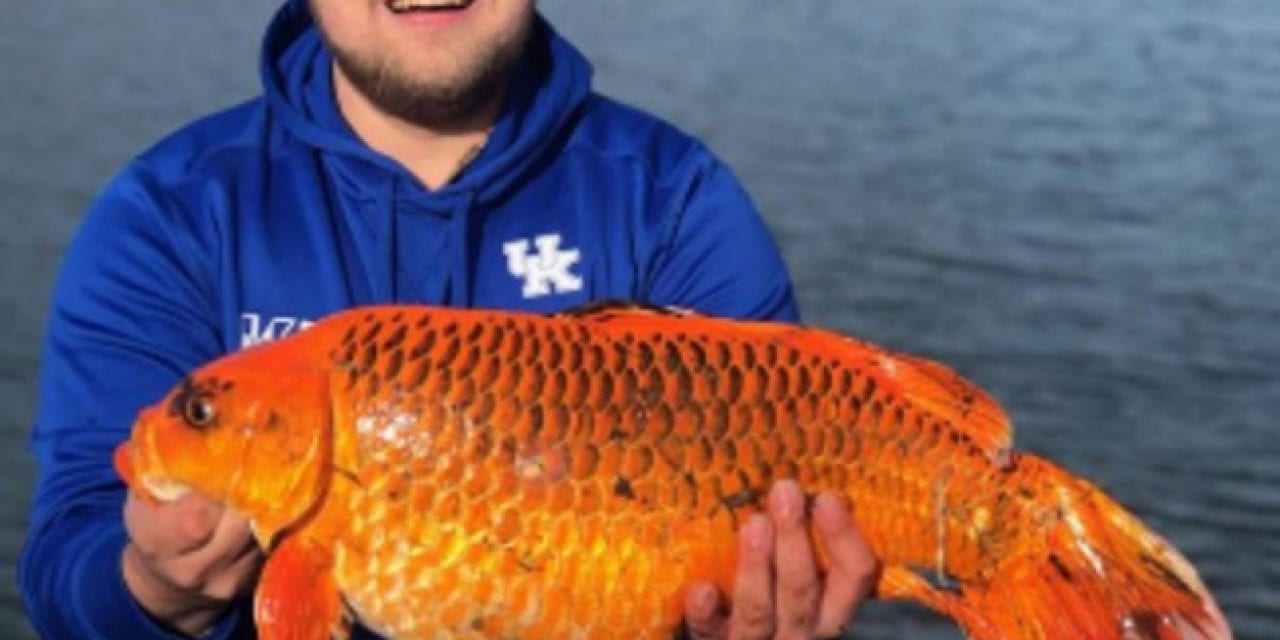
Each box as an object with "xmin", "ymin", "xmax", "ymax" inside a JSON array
[{"xmin": 385, "ymin": 0, "xmax": 474, "ymax": 14}]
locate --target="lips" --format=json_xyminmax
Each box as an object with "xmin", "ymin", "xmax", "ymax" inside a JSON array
[{"xmin": 385, "ymin": 0, "xmax": 474, "ymax": 13}]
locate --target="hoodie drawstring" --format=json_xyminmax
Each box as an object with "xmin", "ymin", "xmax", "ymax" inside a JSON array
[{"xmin": 449, "ymin": 190, "xmax": 479, "ymax": 307}]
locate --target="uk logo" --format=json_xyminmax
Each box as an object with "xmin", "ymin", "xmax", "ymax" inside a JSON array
[
  {"xmin": 502, "ymin": 234, "xmax": 583, "ymax": 299},
  {"xmin": 240, "ymin": 313, "xmax": 314, "ymax": 349}
]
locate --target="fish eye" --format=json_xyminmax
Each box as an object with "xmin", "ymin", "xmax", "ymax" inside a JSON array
[{"xmin": 183, "ymin": 395, "xmax": 216, "ymax": 428}]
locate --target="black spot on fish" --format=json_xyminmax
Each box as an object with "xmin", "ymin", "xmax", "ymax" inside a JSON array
[
  {"xmin": 456, "ymin": 344, "xmax": 481, "ymax": 374},
  {"xmin": 484, "ymin": 325, "xmax": 503, "ymax": 353},
  {"xmin": 384, "ymin": 349, "xmax": 404, "ymax": 381},
  {"xmin": 546, "ymin": 340, "xmax": 564, "ymax": 369},
  {"xmin": 635, "ymin": 341, "xmax": 654, "ymax": 371},
  {"xmin": 764, "ymin": 342, "xmax": 779, "ymax": 368},
  {"xmin": 862, "ymin": 376, "xmax": 878, "ymax": 401},
  {"xmin": 264, "ymin": 411, "xmax": 283, "ymax": 431},
  {"xmin": 360, "ymin": 321, "xmax": 383, "ymax": 346},
  {"xmin": 565, "ymin": 342, "xmax": 583, "ymax": 371},
  {"xmin": 381, "ymin": 324, "xmax": 407, "ymax": 351},
  {"xmin": 613, "ymin": 476, "xmax": 636, "ymax": 500},
  {"xmin": 1048, "ymin": 553, "xmax": 1074, "ymax": 583},
  {"xmin": 836, "ymin": 369, "xmax": 852, "ymax": 396},
  {"xmin": 726, "ymin": 366, "xmax": 743, "ymax": 403},
  {"xmin": 437, "ymin": 336, "xmax": 462, "ymax": 368},
  {"xmin": 714, "ymin": 342, "xmax": 731, "ymax": 369},
  {"xmin": 795, "ymin": 366, "xmax": 811, "ymax": 397},
  {"xmin": 409, "ymin": 330, "xmax": 437, "ymax": 360},
  {"xmin": 721, "ymin": 487, "xmax": 762, "ymax": 510},
  {"xmin": 774, "ymin": 366, "xmax": 791, "ymax": 400},
  {"xmin": 685, "ymin": 340, "xmax": 706, "ymax": 370}
]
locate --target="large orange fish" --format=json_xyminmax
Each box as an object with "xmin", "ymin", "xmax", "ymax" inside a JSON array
[{"xmin": 113, "ymin": 303, "xmax": 1230, "ymax": 639}]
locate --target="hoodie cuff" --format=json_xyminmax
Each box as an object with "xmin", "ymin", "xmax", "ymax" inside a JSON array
[{"xmin": 72, "ymin": 527, "xmax": 243, "ymax": 640}]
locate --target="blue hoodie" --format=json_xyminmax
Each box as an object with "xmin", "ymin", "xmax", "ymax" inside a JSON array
[{"xmin": 20, "ymin": 2, "xmax": 797, "ymax": 638}]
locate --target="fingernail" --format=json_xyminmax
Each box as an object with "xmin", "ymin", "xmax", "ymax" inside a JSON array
[
  {"xmin": 743, "ymin": 513, "xmax": 770, "ymax": 551},
  {"xmin": 769, "ymin": 479, "xmax": 803, "ymax": 522}
]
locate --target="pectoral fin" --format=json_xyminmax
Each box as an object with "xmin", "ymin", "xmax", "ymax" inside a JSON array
[{"xmin": 255, "ymin": 535, "xmax": 348, "ymax": 640}]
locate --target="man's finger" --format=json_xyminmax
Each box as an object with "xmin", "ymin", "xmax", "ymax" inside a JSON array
[
  {"xmin": 811, "ymin": 493, "xmax": 879, "ymax": 638},
  {"xmin": 681, "ymin": 581, "xmax": 727, "ymax": 640},
  {"xmin": 181, "ymin": 504, "xmax": 259, "ymax": 577},
  {"xmin": 770, "ymin": 480, "xmax": 822, "ymax": 640},
  {"xmin": 728, "ymin": 514, "xmax": 775, "ymax": 640},
  {"xmin": 159, "ymin": 506, "xmax": 259, "ymax": 594}
]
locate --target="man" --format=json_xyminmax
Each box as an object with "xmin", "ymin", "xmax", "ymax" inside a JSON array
[{"xmin": 20, "ymin": 1, "xmax": 879, "ymax": 638}]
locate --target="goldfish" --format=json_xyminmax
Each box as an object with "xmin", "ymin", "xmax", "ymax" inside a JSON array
[{"xmin": 113, "ymin": 302, "xmax": 1231, "ymax": 639}]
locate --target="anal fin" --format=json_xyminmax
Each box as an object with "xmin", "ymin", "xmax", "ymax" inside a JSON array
[{"xmin": 877, "ymin": 566, "xmax": 999, "ymax": 640}]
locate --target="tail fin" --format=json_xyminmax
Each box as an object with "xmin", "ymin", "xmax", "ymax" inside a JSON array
[{"xmin": 958, "ymin": 454, "xmax": 1231, "ymax": 639}]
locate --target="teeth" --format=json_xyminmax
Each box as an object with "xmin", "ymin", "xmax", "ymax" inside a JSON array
[
  {"xmin": 142, "ymin": 476, "xmax": 191, "ymax": 502},
  {"xmin": 388, "ymin": 0, "xmax": 469, "ymax": 10}
]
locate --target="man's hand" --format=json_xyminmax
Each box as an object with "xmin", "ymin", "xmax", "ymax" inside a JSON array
[
  {"xmin": 121, "ymin": 491, "xmax": 263, "ymax": 636},
  {"xmin": 682, "ymin": 480, "xmax": 880, "ymax": 640}
]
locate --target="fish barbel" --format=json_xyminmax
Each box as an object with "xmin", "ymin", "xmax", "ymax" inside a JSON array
[{"xmin": 114, "ymin": 302, "xmax": 1231, "ymax": 639}]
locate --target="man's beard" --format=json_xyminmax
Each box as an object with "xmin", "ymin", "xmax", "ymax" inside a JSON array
[{"xmin": 324, "ymin": 29, "xmax": 528, "ymax": 130}]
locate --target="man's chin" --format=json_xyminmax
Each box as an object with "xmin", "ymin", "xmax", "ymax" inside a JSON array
[{"xmin": 332, "ymin": 46, "xmax": 517, "ymax": 130}]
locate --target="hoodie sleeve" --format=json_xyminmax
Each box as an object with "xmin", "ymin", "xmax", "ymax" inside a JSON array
[
  {"xmin": 18, "ymin": 162, "xmax": 252, "ymax": 639},
  {"xmin": 644, "ymin": 149, "xmax": 800, "ymax": 322}
]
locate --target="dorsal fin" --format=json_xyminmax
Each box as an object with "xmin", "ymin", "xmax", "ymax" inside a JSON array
[
  {"xmin": 556, "ymin": 299, "xmax": 700, "ymax": 320},
  {"xmin": 887, "ymin": 352, "xmax": 1014, "ymax": 466}
]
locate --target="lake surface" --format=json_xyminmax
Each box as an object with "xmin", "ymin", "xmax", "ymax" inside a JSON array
[{"xmin": 3, "ymin": 2, "xmax": 1277, "ymax": 638}]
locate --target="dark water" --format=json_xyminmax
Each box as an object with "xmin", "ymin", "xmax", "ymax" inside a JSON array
[{"xmin": 3, "ymin": 2, "xmax": 1277, "ymax": 638}]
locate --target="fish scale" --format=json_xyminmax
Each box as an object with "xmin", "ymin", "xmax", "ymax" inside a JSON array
[{"xmin": 114, "ymin": 303, "xmax": 1230, "ymax": 639}]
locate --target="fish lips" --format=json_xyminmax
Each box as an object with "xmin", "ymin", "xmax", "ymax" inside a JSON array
[{"xmin": 114, "ymin": 437, "xmax": 192, "ymax": 504}]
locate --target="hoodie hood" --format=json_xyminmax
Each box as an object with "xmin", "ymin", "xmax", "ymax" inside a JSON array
[
  {"xmin": 258, "ymin": 0, "xmax": 592, "ymax": 306},
  {"xmin": 260, "ymin": 0, "xmax": 592, "ymax": 206}
]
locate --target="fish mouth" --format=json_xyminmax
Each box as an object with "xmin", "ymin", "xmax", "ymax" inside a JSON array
[
  {"xmin": 117, "ymin": 441, "xmax": 192, "ymax": 503},
  {"xmin": 140, "ymin": 475, "xmax": 192, "ymax": 503},
  {"xmin": 115, "ymin": 425, "xmax": 192, "ymax": 504},
  {"xmin": 384, "ymin": 0, "xmax": 474, "ymax": 14}
]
